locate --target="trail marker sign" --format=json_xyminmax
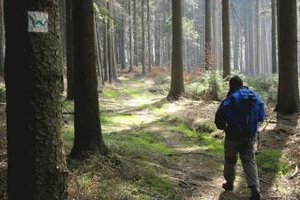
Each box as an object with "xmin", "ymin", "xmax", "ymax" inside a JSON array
[{"xmin": 28, "ymin": 11, "xmax": 48, "ymax": 33}]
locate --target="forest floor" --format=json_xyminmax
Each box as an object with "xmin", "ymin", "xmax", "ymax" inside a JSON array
[{"xmin": 0, "ymin": 74, "xmax": 300, "ymax": 199}]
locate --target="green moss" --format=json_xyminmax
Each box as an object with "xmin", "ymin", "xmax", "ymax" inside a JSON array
[{"xmin": 63, "ymin": 100, "xmax": 74, "ymax": 113}]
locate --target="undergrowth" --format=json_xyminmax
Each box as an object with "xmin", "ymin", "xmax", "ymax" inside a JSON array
[{"xmin": 150, "ymin": 70, "xmax": 280, "ymax": 103}]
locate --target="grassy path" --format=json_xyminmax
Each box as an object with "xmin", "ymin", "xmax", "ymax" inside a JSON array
[{"xmin": 63, "ymin": 75, "xmax": 299, "ymax": 200}]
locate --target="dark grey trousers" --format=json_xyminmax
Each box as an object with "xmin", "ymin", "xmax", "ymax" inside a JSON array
[{"xmin": 224, "ymin": 138, "xmax": 260, "ymax": 189}]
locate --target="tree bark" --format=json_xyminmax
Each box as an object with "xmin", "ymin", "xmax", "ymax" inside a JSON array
[
  {"xmin": 141, "ymin": 0, "xmax": 146, "ymax": 75},
  {"xmin": 276, "ymin": 0, "xmax": 299, "ymax": 114},
  {"xmin": 70, "ymin": 0, "xmax": 109, "ymax": 158},
  {"xmin": 222, "ymin": 0, "xmax": 230, "ymax": 78},
  {"xmin": 107, "ymin": 1, "xmax": 114, "ymax": 83},
  {"xmin": 133, "ymin": 0, "xmax": 138, "ymax": 67},
  {"xmin": 0, "ymin": 0, "xmax": 4, "ymax": 77},
  {"xmin": 147, "ymin": 0, "xmax": 152, "ymax": 72},
  {"xmin": 128, "ymin": 0, "xmax": 133, "ymax": 72},
  {"xmin": 167, "ymin": 0, "xmax": 184, "ymax": 101},
  {"xmin": 271, "ymin": 0, "xmax": 277, "ymax": 74},
  {"xmin": 5, "ymin": 0, "xmax": 67, "ymax": 199},
  {"xmin": 120, "ymin": 15, "xmax": 126, "ymax": 70},
  {"xmin": 255, "ymin": 0, "xmax": 260, "ymax": 74},
  {"xmin": 205, "ymin": 0, "xmax": 213, "ymax": 71},
  {"xmin": 66, "ymin": 0, "xmax": 74, "ymax": 100}
]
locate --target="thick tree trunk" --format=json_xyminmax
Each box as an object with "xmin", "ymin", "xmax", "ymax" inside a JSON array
[
  {"xmin": 71, "ymin": 0, "xmax": 109, "ymax": 158},
  {"xmin": 66, "ymin": 0, "xmax": 74, "ymax": 100},
  {"xmin": 5, "ymin": 0, "xmax": 67, "ymax": 199},
  {"xmin": 276, "ymin": 0, "xmax": 299, "ymax": 114},
  {"xmin": 222, "ymin": 0, "xmax": 230, "ymax": 78},
  {"xmin": 167, "ymin": 0, "xmax": 184, "ymax": 100}
]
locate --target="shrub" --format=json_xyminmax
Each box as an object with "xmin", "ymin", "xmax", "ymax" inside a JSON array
[{"xmin": 186, "ymin": 70, "xmax": 226, "ymax": 101}]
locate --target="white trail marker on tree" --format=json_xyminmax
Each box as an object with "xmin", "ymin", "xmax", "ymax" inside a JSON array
[{"xmin": 28, "ymin": 11, "xmax": 48, "ymax": 33}]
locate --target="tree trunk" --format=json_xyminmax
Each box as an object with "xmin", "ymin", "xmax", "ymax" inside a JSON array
[
  {"xmin": 107, "ymin": 1, "xmax": 114, "ymax": 83},
  {"xmin": 141, "ymin": 0, "xmax": 146, "ymax": 75},
  {"xmin": 154, "ymin": 10, "xmax": 161, "ymax": 67},
  {"xmin": 120, "ymin": 15, "xmax": 126, "ymax": 70},
  {"xmin": 205, "ymin": 0, "xmax": 212, "ymax": 71},
  {"xmin": 0, "ymin": 0, "xmax": 4, "ymax": 77},
  {"xmin": 133, "ymin": 0, "xmax": 138, "ymax": 67},
  {"xmin": 147, "ymin": 0, "xmax": 152, "ymax": 72},
  {"xmin": 271, "ymin": 0, "xmax": 277, "ymax": 74},
  {"xmin": 276, "ymin": 0, "xmax": 299, "ymax": 114},
  {"xmin": 70, "ymin": 0, "xmax": 109, "ymax": 158},
  {"xmin": 66, "ymin": 0, "xmax": 74, "ymax": 100},
  {"xmin": 5, "ymin": 0, "xmax": 67, "ymax": 199},
  {"xmin": 255, "ymin": 0, "xmax": 260, "ymax": 74},
  {"xmin": 94, "ymin": 16, "xmax": 102, "ymax": 88},
  {"xmin": 128, "ymin": 0, "xmax": 133, "ymax": 72},
  {"xmin": 103, "ymin": 16, "xmax": 109, "ymax": 82},
  {"xmin": 222, "ymin": 0, "xmax": 230, "ymax": 78},
  {"xmin": 167, "ymin": 0, "xmax": 184, "ymax": 101}
]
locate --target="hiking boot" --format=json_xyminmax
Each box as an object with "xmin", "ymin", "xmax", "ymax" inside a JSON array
[
  {"xmin": 222, "ymin": 182, "xmax": 234, "ymax": 191},
  {"xmin": 249, "ymin": 187, "xmax": 261, "ymax": 200}
]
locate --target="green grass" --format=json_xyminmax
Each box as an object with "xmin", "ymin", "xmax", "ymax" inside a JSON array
[
  {"xmin": 256, "ymin": 149, "xmax": 292, "ymax": 176},
  {"xmin": 143, "ymin": 174, "xmax": 176, "ymax": 199},
  {"xmin": 174, "ymin": 120, "xmax": 224, "ymax": 157},
  {"xmin": 106, "ymin": 129, "xmax": 172, "ymax": 158},
  {"xmin": 102, "ymin": 85, "xmax": 156, "ymax": 101},
  {"xmin": 102, "ymin": 88, "xmax": 122, "ymax": 98},
  {"xmin": 175, "ymin": 121, "xmax": 200, "ymax": 139},
  {"xmin": 199, "ymin": 134, "xmax": 224, "ymax": 156}
]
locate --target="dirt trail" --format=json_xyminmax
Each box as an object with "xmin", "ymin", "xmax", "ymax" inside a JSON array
[
  {"xmin": 101, "ymin": 77, "xmax": 299, "ymax": 200},
  {"xmin": 0, "ymin": 76, "xmax": 299, "ymax": 200}
]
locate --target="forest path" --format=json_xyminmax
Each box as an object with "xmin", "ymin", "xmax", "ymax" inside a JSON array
[
  {"xmin": 1, "ymin": 75, "xmax": 299, "ymax": 200},
  {"xmin": 99, "ymin": 75, "xmax": 299, "ymax": 200},
  {"xmin": 101, "ymin": 74, "xmax": 299, "ymax": 200}
]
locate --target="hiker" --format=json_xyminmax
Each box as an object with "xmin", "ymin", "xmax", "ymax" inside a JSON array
[{"xmin": 215, "ymin": 75, "xmax": 265, "ymax": 200}]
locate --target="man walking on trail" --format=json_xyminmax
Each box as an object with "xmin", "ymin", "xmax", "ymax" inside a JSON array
[{"xmin": 215, "ymin": 76, "xmax": 265, "ymax": 200}]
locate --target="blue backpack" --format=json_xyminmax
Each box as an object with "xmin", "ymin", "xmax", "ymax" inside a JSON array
[{"xmin": 218, "ymin": 88, "xmax": 265, "ymax": 137}]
